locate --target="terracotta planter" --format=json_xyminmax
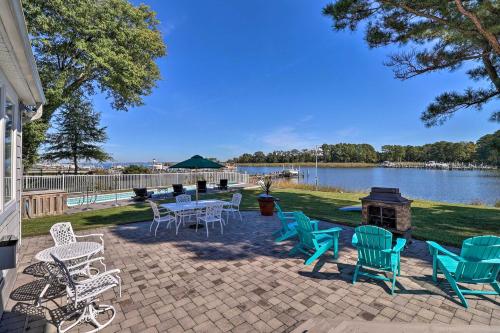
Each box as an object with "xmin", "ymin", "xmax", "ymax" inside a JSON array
[{"xmin": 257, "ymin": 195, "xmax": 275, "ymax": 216}]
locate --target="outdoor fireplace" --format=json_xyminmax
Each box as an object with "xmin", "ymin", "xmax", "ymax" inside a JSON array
[{"xmin": 361, "ymin": 187, "xmax": 412, "ymax": 241}]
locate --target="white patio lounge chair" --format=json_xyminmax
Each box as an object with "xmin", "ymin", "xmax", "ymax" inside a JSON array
[
  {"xmin": 222, "ymin": 193, "xmax": 243, "ymax": 222},
  {"xmin": 196, "ymin": 202, "xmax": 225, "ymax": 237},
  {"xmin": 149, "ymin": 201, "xmax": 176, "ymax": 237},
  {"xmin": 50, "ymin": 253, "xmax": 121, "ymax": 333},
  {"xmin": 50, "ymin": 222, "xmax": 104, "ymax": 251}
]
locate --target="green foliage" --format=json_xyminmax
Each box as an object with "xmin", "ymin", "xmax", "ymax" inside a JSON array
[
  {"xmin": 23, "ymin": 0, "xmax": 166, "ymax": 165},
  {"xmin": 22, "ymin": 120, "xmax": 49, "ymax": 168},
  {"xmin": 381, "ymin": 141, "xmax": 476, "ymax": 163},
  {"xmin": 259, "ymin": 176, "xmax": 273, "ymax": 195},
  {"xmin": 232, "ymin": 137, "xmax": 490, "ymax": 164},
  {"xmin": 233, "ymin": 143, "xmax": 377, "ymax": 163},
  {"xmin": 43, "ymin": 97, "xmax": 111, "ymax": 174},
  {"xmin": 322, "ymin": 1, "xmax": 500, "ymax": 126},
  {"xmin": 122, "ymin": 164, "xmax": 151, "ymax": 174},
  {"xmin": 475, "ymin": 130, "xmax": 500, "ymax": 166}
]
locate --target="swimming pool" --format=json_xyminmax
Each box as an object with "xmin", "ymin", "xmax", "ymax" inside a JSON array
[{"xmin": 66, "ymin": 184, "xmax": 230, "ymax": 206}]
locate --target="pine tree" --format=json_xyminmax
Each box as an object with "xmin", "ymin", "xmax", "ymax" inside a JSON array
[
  {"xmin": 323, "ymin": 1, "xmax": 500, "ymax": 126},
  {"xmin": 43, "ymin": 97, "xmax": 111, "ymax": 174}
]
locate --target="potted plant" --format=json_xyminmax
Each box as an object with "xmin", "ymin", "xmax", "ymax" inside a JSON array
[{"xmin": 257, "ymin": 176, "xmax": 275, "ymax": 216}]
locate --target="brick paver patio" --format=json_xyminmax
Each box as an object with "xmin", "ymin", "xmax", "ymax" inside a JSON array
[{"xmin": 1, "ymin": 211, "xmax": 499, "ymax": 332}]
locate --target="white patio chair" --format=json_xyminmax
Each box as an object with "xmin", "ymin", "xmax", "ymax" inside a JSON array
[
  {"xmin": 175, "ymin": 194, "xmax": 191, "ymax": 203},
  {"xmin": 149, "ymin": 201, "xmax": 176, "ymax": 237},
  {"xmin": 175, "ymin": 194, "xmax": 197, "ymax": 228},
  {"xmin": 196, "ymin": 202, "xmax": 225, "ymax": 237},
  {"xmin": 222, "ymin": 193, "xmax": 243, "ymax": 222},
  {"xmin": 50, "ymin": 222, "xmax": 104, "ymax": 251},
  {"xmin": 50, "ymin": 253, "xmax": 121, "ymax": 333}
]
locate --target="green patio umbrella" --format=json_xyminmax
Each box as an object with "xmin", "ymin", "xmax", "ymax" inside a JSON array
[
  {"xmin": 170, "ymin": 155, "xmax": 224, "ymax": 170},
  {"xmin": 170, "ymin": 155, "xmax": 224, "ymax": 200}
]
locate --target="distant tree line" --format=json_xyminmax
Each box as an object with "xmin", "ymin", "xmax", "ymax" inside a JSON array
[{"xmin": 231, "ymin": 131, "xmax": 499, "ymax": 166}]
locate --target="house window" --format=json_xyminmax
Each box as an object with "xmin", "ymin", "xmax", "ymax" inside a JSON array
[{"xmin": 3, "ymin": 98, "xmax": 14, "ymax": 206}]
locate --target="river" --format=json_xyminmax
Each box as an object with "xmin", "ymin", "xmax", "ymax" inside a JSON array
[{"xmin": 237, "ymin": 166, "xmax": 500, "ymax": 205}]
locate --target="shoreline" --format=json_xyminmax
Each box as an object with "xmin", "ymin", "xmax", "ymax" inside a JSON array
[{"xmin": 237, "ymin": 162, "xmax": 377, "ymax": 168}]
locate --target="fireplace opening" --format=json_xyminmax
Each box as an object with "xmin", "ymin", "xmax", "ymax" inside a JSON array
[{"xmin": 367, "ymin": 206, "xmax": 396, "ymax": 229}]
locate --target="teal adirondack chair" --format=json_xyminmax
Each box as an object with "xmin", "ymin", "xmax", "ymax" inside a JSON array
[
  {"xmin": 352, "ymin": 225, "xmax": 406, "ymax": 295},
  {"xmin": 427, "ymin": 235, "xmax": 500, "ymax": 308},
  {"xmin": 290, "ymin": 212, "xmax": 342, "ymax": 265},
  {"xmin": 273, "ymin": 202, "xmax": 299, "ymax": 242},
  {"xmin": 273, "ymin": 203, "xmax": 319, "ymax": 242}
]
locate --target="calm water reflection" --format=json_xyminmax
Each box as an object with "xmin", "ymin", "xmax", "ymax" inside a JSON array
[{"xmin": 238, "ymin": 166, "xmax": 500, "ymax": 205}]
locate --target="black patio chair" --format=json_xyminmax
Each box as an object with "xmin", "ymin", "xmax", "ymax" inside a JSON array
[
  {"xmin": 132, "ymin": 188, "xmax": 153, "ymax": 201},
  {"xmin": 197, "ymin": 180, "xmax": 207, "ymax": 193},
  {"xmin": 217, "ymin": 179, "xmax": 228, "ymax": 190},
  {"xmin": 172, "ymin": 184, "xmax": 186, "ymax": 197}
]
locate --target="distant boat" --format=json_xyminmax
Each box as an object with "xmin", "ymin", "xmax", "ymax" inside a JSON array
[{"xmin": 282, "ymin": 165, "xmax": 299, "ymax": 177}]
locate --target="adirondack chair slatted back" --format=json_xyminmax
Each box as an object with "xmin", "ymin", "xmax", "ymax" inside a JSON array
[
  {"xmin": 294, "ymin": 212, "xmax": 315, "ymax": 249},
  {"xmin": 275, "ymin": 203, "xmax": 287, "ymax": 227},
  {"xmin": 355, "ymin": 225, "xmax": 393, "ymax": 269},
  {"xmin": 456, "ymin": 236, "xmax": 500, "ymax": 282},
  {"xmin": 50, "ymin": 222, "xmax": 76, "ymax": 247}
]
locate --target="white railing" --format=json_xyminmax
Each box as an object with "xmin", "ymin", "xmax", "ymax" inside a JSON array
[{"xmin": 23, "ymin": 172, "xmax": 250, "ymax": 194}]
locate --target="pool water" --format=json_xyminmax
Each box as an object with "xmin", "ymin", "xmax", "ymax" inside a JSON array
[{"xmin": 66, "ymin": 184, "xmax": 235, "ymax": 206}]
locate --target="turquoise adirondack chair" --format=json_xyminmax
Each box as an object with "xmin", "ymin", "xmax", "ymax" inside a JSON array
[
  {"xmin": 290, "ymin": 212, "xmax": 342, "ymax": 265},
  {"xmin": 273, "ymin": 202, "xmax": 319, "ymax": 242},
  {"xmin": 352, "ymin": 225, "xmax": 406, "ymax": 295},
  {"xmin": 273, "ymin": 202, "xmax": 299, "ymax": 242},
  {"xmin": 427, "ymin": 235, "xmax": 500, "ymax": 308}
]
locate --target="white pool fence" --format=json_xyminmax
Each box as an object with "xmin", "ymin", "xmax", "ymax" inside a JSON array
[{"xmin": 23, "ymin": 172, "xmax": 250, "ymax": 194}]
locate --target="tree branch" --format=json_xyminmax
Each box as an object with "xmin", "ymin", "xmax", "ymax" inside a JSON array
[
  {"xmin": 481, "ymin": 51, "xmax": 500, "ymax": 91},
  {"xmin": 454, "ymin": 0, "xmax": 500, "ymax": 55}
]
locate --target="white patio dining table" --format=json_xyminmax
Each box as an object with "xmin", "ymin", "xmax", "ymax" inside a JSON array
[
  {"xmin": 34, "ymin": 241, "xmax": 103, "ymax": 306},
  {"xmin": 160, "ymin": 199, "xmax": 228, "ymax": 233}
]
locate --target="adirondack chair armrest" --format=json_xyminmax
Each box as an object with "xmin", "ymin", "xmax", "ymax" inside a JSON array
[
  {"xmin": 352, "ymin": 234, "xmax": 358, "ymax": 247},
  {"xmin": 391, "ymin": 238, "xmax": 406, "ymax": 253},
  {"xmin": 478, "ymin": 259, "xmax": 500, "ymax": 264},
  {"xmin": 426, "ymin": 241, "xmax": 464, "ymax": 262},
  {"xmin": 312, "ymin": 227, "xmax": 341, "ymax": 236},
  {"xmin": 281, "ymin": 211, "xmax": 296, "ymax": 217}
]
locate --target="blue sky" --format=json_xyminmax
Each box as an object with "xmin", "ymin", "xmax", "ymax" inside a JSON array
[{"xmin": 94, "ymin": 0, "xmax": 499, "ymax": 162}]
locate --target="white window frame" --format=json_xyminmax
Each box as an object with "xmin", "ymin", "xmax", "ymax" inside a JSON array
[{"xmin": 0, "ymin": 83, "xmax": 18, "ymax": 216}]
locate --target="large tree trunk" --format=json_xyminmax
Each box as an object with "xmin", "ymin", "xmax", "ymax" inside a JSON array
[{"xmin": 73, "ymin": 156, "xmax": 79, "ymax": 175}]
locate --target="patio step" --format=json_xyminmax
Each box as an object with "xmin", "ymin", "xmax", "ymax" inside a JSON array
[{"xmin": 292, "ymin": 318, "xmax": 500, "ymax": 333}]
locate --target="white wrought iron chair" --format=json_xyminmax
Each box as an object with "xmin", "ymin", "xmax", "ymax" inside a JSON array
[
  {"xmin": 50, "ymin": 222, "xmax": 105, "ymax": 251},
  {"xmin": 222, "ymin": 193, "xmax": 243, "ymax": 222},
  {"xmin": 175, "ymin": 194, "xmax": 191, "ymax": 203},
  {"xmin": 50, "ymin": 253, "xmax": 121, "ymax": 333},
  {"xmin": 149, "ymin": 201, "xmax": 176, "ymax": 237},
  {"xmin": 175, "ymin": 194, "xmax": 197, "ymax": 228},
  {"xmin": 50, "ymin": 222, "xmax": 104, "ymax": 277},
  {"xmin": 196, "ymin": 202, "xmax": 225, "ymax": 237}
]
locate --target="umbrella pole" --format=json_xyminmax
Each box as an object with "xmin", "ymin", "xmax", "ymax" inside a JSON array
[{"xmin": 195, "ymin": 168, "xmax": 199, "ymax": 202}]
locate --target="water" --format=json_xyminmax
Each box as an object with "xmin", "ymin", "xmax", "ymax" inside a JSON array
[
  {"xmin": 66, "ymin": 182, "xmax": 242, "ymax": 206},
  {"xmin": 238, "ymin": 166, "xmax": 500, "ymax": 205}
]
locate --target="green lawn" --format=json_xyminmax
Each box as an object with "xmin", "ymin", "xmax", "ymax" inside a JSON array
[{"xmin": 22, "ymin": 188, "xmax": 500, "ymax": 247}]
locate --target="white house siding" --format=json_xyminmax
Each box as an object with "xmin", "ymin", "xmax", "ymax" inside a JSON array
[{"xmin": 0, "ymin": 72, "xmax": 22, "ymax": 315}]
